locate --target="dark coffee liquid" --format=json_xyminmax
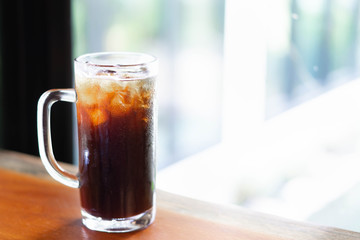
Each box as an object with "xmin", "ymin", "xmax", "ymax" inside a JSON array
[{"xmin": 76, "ymin": 77, "xmax": 155, "ymax": 219}]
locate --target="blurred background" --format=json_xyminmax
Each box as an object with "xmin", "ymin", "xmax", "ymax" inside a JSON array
[{"xmin": 1, "ymin": 0, "xmax": 360, "ymax": 232}]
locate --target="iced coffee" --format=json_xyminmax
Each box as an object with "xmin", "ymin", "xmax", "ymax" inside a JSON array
[
  {"xmin": 75, "ymin": 53, "xmax": 157, "ymax": 230},
  {"xmin": 37, "ymin": 52, "xmax": 157, "ymax": 233}
]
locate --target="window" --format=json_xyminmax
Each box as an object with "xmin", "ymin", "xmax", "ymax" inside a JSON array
[
  {"xmin": 266, "ymin": 0, "xmax": 360, "ymax": 117},
  {"xmin": 158, "ymin": 0, "xmax": 360, "ymax": 231}
]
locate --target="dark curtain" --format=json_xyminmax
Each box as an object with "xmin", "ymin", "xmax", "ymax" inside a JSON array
[{"xmin": 0, "ymin": 0, "xmax": 74, "ymax": 163}]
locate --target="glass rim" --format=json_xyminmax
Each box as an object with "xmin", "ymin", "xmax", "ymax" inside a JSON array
[{"xmin": 74, "ymin": 52, "xmax": 157, "ymax": 68}]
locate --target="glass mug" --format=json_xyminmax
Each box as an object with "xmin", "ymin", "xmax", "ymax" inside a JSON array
[{"xmin": 37, "ymin": 52, "xmax": 157, "ymax": 233}]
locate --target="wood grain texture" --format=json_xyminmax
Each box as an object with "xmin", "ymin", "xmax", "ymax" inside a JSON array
[{"xmin": 1, "ymin": 150, "xmax": 360, "ymax": 240}]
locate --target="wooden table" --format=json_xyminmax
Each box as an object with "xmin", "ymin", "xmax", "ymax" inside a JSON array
[{"xmin": 0, "ymin": 150, "xmax": 359, "ymax": 240}]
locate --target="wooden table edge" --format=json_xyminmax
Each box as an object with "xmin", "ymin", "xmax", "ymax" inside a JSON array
[{"xmin": 0, "ymin": 149, "xmax": 359, "ymax": 240}]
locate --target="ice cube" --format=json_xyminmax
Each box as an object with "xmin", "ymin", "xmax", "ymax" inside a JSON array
[
  {"xmin": 99, "ymin": 79, "xmax": 122, "ymax": 94},
  {"xmin": 109, "ymin": 93, "xmax": 130, "ymax": 115},
  {"xmin": 89, "ymin": 108, "xmax": 108, "ymax": 126},
  {"xmin": 77, "ymin": 85, "xmax": 100, "ymax": 106},
  {"xmin": 76, "ymin": 77, "xmax": 106, "ymax": 105}
]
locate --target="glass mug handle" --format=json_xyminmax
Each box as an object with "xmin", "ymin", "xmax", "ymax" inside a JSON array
[{"xmin": 37, "ymin": 89, "xmax": 79, "ymax": 188}]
